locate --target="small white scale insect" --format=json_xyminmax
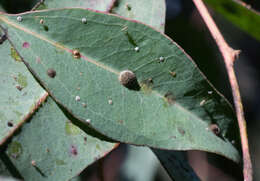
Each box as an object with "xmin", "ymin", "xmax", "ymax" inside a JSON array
[
  {"xmin": 75, "ymin": 96, "xmax": 81, "ymax": 101},
  {"xmin": 81, "ymin": 17, "xmax": 87, "ymax": 24},
  {"xmin": 17, "ymin": 16, "xmax": 23, "ymax": 22}
]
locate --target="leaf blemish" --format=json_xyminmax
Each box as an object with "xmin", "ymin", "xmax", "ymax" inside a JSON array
[
  {"xmin": 16, "ymin": 85, "xmax": 23, "ymax": 91},
  {"xmin": 43, "ymin": 25, "xmax": 49, "ymax": 31},
  {"xmin": 164, "ymin": 92, "xmax": 175, "ymax": 105},
  {"xmin": 134, "ymin": 46, "xmax": 139, "ymax": 52},
  {"xmin": 209, "ymin": 124, "xmax": 220, "ymax": 135},
  {"xmin": 200, "ymin": 99, "xmax": 206, "ymax": 106},
  {"xmin": 10, "ymin": 47, "xmax": 22, "ymax": 62},
  {"xmin": 82, "ymin": 102, "xmax": 87, "ymax": 107},
  {"xmin": 39, "ymin": 19, "xmax": 44, "ymax": 24},
  {"xmin": 178, "ymin": 128, "xmax": 185, "ymax": 136},
  {"xmin": 16, "ymin": 16, "xmax": 22, "ymax": 22},
  {"xmin": 22, "ymin": 42, "xmax": 30, "ymax": 48},
  {"xmin": 169, "ymin": 71, "xmax": 176, "ymax": 77},
  {"xmin": 75, "ymin": 96, "xmax": 80, "ymax": 101},
  {"xmin": 7, "ymin": 121, "xmax": 14, "ymax": 127},
  {"xmin": 72, "ymin": 50, "xmax": 81, "ymax": 59},
  {"xmin": 159, "ymin": 56, "xmax": 165, "ymax": 62},
  {"xmin": 119, "ymin": 70, "xmax": 140, "ymax": 91},
  {"xmin": 31, "ymin": 160, "xmax": 36, "ymax": 166},
  {"xmin": 81, "ymin": 17, "xmax": 87, "ymax": 24},
  {"xmin": 7, "ymin": 141, "xmax": 22, "ymax": 159},
  {"xmin": 126, "ymin": 3, "xmax": 132, "ymax": 11},
  {"xmin": 47, "ymin": 68, "xmax": 56, "ymax": 78},
  {"xmin": 69, "ymin": 145, "xmax": 78, "ymax": 156}
]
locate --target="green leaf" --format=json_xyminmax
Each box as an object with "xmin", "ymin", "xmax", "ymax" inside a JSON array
[
  {"xmin": 0, "ymin": 159, "xmax": 11, "ymax": 177},
  {"xmin": 204, "ymin": 0, "xmax": 260, "ymax": 41},
  {"xmin": 0, "ymin": 8, "xmax": 240, "ymax": 162},
  {"xmin": 3, "ymin": 97, "xmax": 116, "ymax": 181},
  {"xmin": 36, "ymin": 0, "xmax": 116, "ymax": 12},
  {"xmin": 0, "ymin": 28, "xmax": 46, "ymax": 145},
  {"xmin": 112, "ymin": 0, "xmax": 166, "ymax": 32}
]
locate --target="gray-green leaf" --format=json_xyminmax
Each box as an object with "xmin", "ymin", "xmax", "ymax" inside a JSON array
[{"xmin": 0, "ymin": 8, "xmax": 240, "ymax": 162}]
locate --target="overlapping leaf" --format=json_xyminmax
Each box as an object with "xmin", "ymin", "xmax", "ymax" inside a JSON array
[
  {"xmin": 111, "ymin": 0, "xmax": 166, "ymax": 32},
  {"xmin": 0, "ymin": 28, "xmax": 46, "ymax": 145},
  {"xmin": 205, "ymin": 0, "xmax": 260, "ymax": 41},
  {"xmin": 0, "ymin": 8, "xmax": 240, "ymax": 162},
  {"xmin": 3, "ymin": 97, "xmax": 116, "ymax": 181},
  {"xmin": 35, "ymin": 0, "xmax": 115, "ymax": 12}
]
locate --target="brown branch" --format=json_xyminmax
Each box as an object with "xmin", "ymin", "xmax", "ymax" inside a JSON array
[{"xmin": 192, "ymin": 0, "xmax": 253, "ymax": 181}]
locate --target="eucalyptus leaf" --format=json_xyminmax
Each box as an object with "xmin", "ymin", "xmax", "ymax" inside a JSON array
[
  {"xmin": 36, "ymin": 0, "xmax": 115, "ymax": 12},
  {"xmin": 0, "ymin": 28, "xmax": 46, "ymax": 145},
  {"xmin": 205, "ymin": 0, "xmax": 260, "ymax": 41},
  {"xmin": 112, "ymin": 0, "xmax": 166, "ymax": 32},
  {"xmin": 3, "ymin": 97, "xmax": 116, "ymax": 181},
  {"xmin": 0, "ymin": 8, "xmax": 240, "ymax": 162}
]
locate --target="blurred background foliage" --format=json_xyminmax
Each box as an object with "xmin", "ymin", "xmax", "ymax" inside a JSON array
[{"xmin": 0, "ymin": 0, "xmax": 259, "ymax": 180}]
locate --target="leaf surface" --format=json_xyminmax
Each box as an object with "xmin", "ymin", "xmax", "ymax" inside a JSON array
[
  {"xmin": 36, "ymin": 0, "xmax": 115, "ymax": 12},
  {"xmin": 205, "ymin": 0, "xmax": 260, "ymax": 41},
  {"xmin": 3, "ymin": 97, "xmax": 116, "ymax": 181},
  {"xmin": 112, "ymin": 0, "xmax": 166, "ymax": 32},
  {"xmin": 0, "ymin": 8, "xmax": 240, "ymax": 162},
  {"xmin": 0, "ymin": 28, "xmax": 46, "ymax": 145}
]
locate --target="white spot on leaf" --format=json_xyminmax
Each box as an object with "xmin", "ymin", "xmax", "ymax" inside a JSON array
[
  {"xmin": 75, "ymin": 96, "xmax": 80, "ymax": 102},
  {"xmin": 81, "ymin": 18, "xmax": 87, "ymax": 24},
  {"xmin": 17, "ymin": 16, "xmax": 23, "ymax": 22}
]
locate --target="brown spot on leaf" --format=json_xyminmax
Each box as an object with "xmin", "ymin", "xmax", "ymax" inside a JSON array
[
  {"xmin": 209, "ymin": 124, "xmax": 220, "ymax": 135},
  {"xmin": 31, "ymin": 160, "xmax": 36, "ymax": 166},
  {"xmin": 16, "ymin": 85, "xmax": 23, "ymax": 91},
  {"xmin": 47, "ymin": 68, "xmax": 56, "ymax": 78},
  {"xmin": 169, "ymin": 71, "xmax": 176, "ymax": 77},
  {"xmin": 119, "ymin": 70, "xmax": 140, "ymax": 91},
  {"xmin": 69, "ymin": 145, "xmax": 78, "ymax": 156},
  {"xmin": 72, "ymin": 50, "xmax": 81, "ymax": 59},
  {"xmin": 22, "ymin": 42, "xmax": 30, "ymax": 48},
  {"xmin": 117, "ymin": 120, "xmax": 124, "ymax": 124},
  {"xmin": 178, "ymin": 128, "xmax": 185, "ymax": 136},
  {"xmin": 7, "ymin": 121, "xmax": 13, "ymax": 127}
]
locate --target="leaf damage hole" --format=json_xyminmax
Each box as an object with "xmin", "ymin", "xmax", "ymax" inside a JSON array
[
  {"xmin": 118, "ymin": 70, "xmax": 140, "ymax": 91},
  {"xmin": 47, "ymin": 68, "xmax": 56, "ymax": 78}
]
